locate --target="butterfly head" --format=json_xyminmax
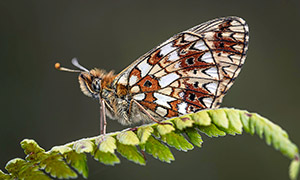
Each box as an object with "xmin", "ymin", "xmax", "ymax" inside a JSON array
[
  {"xmin": 55, "ymin": 58, "xmax": 115, "ymax": 99},
  {"xmin": 78, "ymin": 69, "xmax": 105, "ymax": 98}
]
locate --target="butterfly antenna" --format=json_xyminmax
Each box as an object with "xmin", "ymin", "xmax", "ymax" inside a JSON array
[
  {"xmin": 55, "ymin": 58, "xmax": 89, "ymax": 73},
  {"xmin": 71, "ymin": 58, "xmax": 89, "ymax": 72},
  {"xmin": 55, "ymin": 63, "xmax": 82, "ymax": 73}
]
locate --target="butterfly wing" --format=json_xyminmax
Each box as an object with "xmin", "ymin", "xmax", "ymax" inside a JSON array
[{"xmin": 113, "ymin": 16, "xmax": 249, "ymax": 119}]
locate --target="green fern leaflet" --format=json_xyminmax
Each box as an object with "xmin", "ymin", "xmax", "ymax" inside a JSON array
[{"xmin": 0, "ymin": 108, "xmax": 299, "ymax": 180}]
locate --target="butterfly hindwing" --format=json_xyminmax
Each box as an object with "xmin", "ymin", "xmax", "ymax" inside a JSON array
[{"xmin": 113, "ymin": 16, "xmax": 249, "ymax": 119}]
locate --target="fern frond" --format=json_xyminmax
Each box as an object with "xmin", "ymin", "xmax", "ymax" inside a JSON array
[{"xmin": 1, "ymin": 108, "xmax": 299, "ymax": 180}]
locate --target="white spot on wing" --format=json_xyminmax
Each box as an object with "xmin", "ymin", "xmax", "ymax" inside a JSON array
[
  {"xmin": 133, "ymin": 93, "xmax": 145, "ymax": 101},
  {"xmin": 159, "ymin": 73, "xmax": 180, "ymax": 88},
  {"xmin": 153, "ymin": 93, "xmax": 176, "ymax": 109},
  {"xmin": 177, "ymin": 102, "xmax": 187, "ymax": 114},
  {"xmin": 137, "ymin": 60, "xmax": 152, "ymax": 77},
  {"xmin": 131, "ymin": 85, "xmax": 140, "ymax": 93},
  {"xmin": 205, "ymin": 82, "xmax": 218, "ymax": 93},
  {"xmin": 193, "ymin": 40, "xmax": 208, "ymax": 51},
  {"xmin": 202, "ymin": 97, "xmax": 213, "ymax": 107},
  {"xmin": 156, "ymin": 106, "xmax": 168, "ymax": 117},
  {"xmin": 118, "ymin": 74, "xmax": 128, "ymax": 85},
  {"xmin": 201, "ymin": 52, "xmax": 214, "ymax": 63},
  {"xmin": 179, "ymin": 91, "xmax": 185, "ymax": 98},
  {"xmin": 160, "ymin": 43, "xmax": 176, "ymax": 56},
  {"xmin": 174, "ymin": 62, "xmax": 181, "ymax": 69},
  {"xmin": 204, "ymin": 67, "xmax": 219, "ymax": 78},
  {"xmin": 168, "ymin": 51, "xmax": 180, "ymax": 61},
  {"xmin": 232, "ymin": 33, "xmax": 244, "ymax": 40},
  {"xmin": 129, "ymin": 75, "xmax": 138, "ymax": 86}
]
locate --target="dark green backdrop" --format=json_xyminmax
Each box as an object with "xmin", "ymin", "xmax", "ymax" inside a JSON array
[{"xmin": 0, "ymin": 1, "xmax": 299, "ymax": 180}]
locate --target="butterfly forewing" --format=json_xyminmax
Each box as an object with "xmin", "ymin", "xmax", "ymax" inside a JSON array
[{"xmin": 113, "ymin": 16, "xmax": 249, "ymax": 119}]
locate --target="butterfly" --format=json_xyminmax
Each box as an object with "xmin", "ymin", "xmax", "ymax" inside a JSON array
[{"xmin": 55, "ymin": 16, "xmax": 249, "ymax": 134}]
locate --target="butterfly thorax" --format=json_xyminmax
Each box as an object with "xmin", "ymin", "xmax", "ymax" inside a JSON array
[{"xmin": 78, "ymin": 68, "xmax": 150, "ymax": 125}]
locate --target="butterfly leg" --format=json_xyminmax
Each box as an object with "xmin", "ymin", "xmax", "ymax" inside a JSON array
[
  {"xmin": 131, "ymin": 99, "xmax": 161, "ymax": 123},
  {"xmin": 131, "ymin": 99, "xmax": 172, "ymax": 126},
  {"xmin": 99, "ymin": 99, "xmax": 107, "ymax": 135}
]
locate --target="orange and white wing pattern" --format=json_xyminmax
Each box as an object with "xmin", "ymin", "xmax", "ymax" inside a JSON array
[{"xmin": 114, "ymin": 16, "xmax": 249, "ymax": 119}]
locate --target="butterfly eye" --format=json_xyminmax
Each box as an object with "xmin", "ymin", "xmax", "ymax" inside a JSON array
[{"xmin": 92, "ymin": 78, "xmax": 101, "ymax": 92}]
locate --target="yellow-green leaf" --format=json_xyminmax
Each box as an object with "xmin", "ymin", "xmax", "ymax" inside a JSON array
[
  {"xmin": 137, "ymin": 126, "xmax": 154, "ymax": 144},
  {"xmin": 21, "ymin": 139, "xmax": 45, "ymax": 155},
  {"xmin": 73, "ymin": 139, "xmax": 94, "ymax": 154},
  {"xmin": 239, "ymin": 111, "xmax": 251, "ymax": 132},
  {"xmin": 173, "ymin": 116, "xmax": 194, "ymax": 130},
  {"xmin": 191, "ymin": 110, "xmax": 211, "ymax": 126},
  {"xmin": 93, "ymin": 150, "xmax": 120, "ymax": 165},
  {"xmin": 96, "ymin": 136, "xmax": 117, "ymax": 153},
  {"xmin": 40, "ymin": 153, "xmax": 77, "ymax": 179},
  {"xmin": 226, "ymin": 109, "xmax": 243, "ymax": 134},
  {"xmin": 140, "ymin": 135, "xmax": 174, "ymax": 163},
  {"xmin": 65, "ymin": 151, "xmax": 89, "ymax": 179},
  {"xmin": 289, "ymin": 157, "xmax": 300, "ymax": 180},
  {"xmin": 185, "ymin": 128, "xmax": 203, "ymax": 147},
  {"xmin": 198, "ymin": 124, "xmax": 226, "ymax": 137},
  {"xmin": 116, "ymin": 131, "xmax": 140, "ymax": 145},
  {"xmin": 243, "ymin": 112, "xmax": 298, "ymax": 159},
  {"xmin": 0, "ymin": 170, "xmax": 11, "ymax": 180},
  {"xmin": 5, "ymin": 158, "xmax": 50, "ymax": 180},
  {"xmin": 161, "ymin": 132, "xmax": 194, "ymax": 151},
  {"xmin": 116, "ymin": 142, "xmax": 145, "ymax": 165},
  {"xmin": 208, "ymin": 109, "xmax": 229, "ymax": 129},
  {"xmin": 19, "ymin": 166, "xmax": 51, "ymax": 180},
  {"xmin": 51, "ymin": 145, "xmax": 73, "ymax": 154},
  {"xmin": 5, "ymin": 158, "xmax": 27, "ymax": 176},
  {"xmin": 156, "ymin": 122, "xmax": 175, "ymax": 135}
]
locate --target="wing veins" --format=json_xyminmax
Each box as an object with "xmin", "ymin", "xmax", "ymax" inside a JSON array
[{"xmin": 130, "ymin": 36, "xmax": 202, "ymax": 87}]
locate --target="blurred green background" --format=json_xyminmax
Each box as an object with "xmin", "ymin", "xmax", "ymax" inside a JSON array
[{"xmin": 0, "ymin": 0, "xmax": 299, "ymax": 180}]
